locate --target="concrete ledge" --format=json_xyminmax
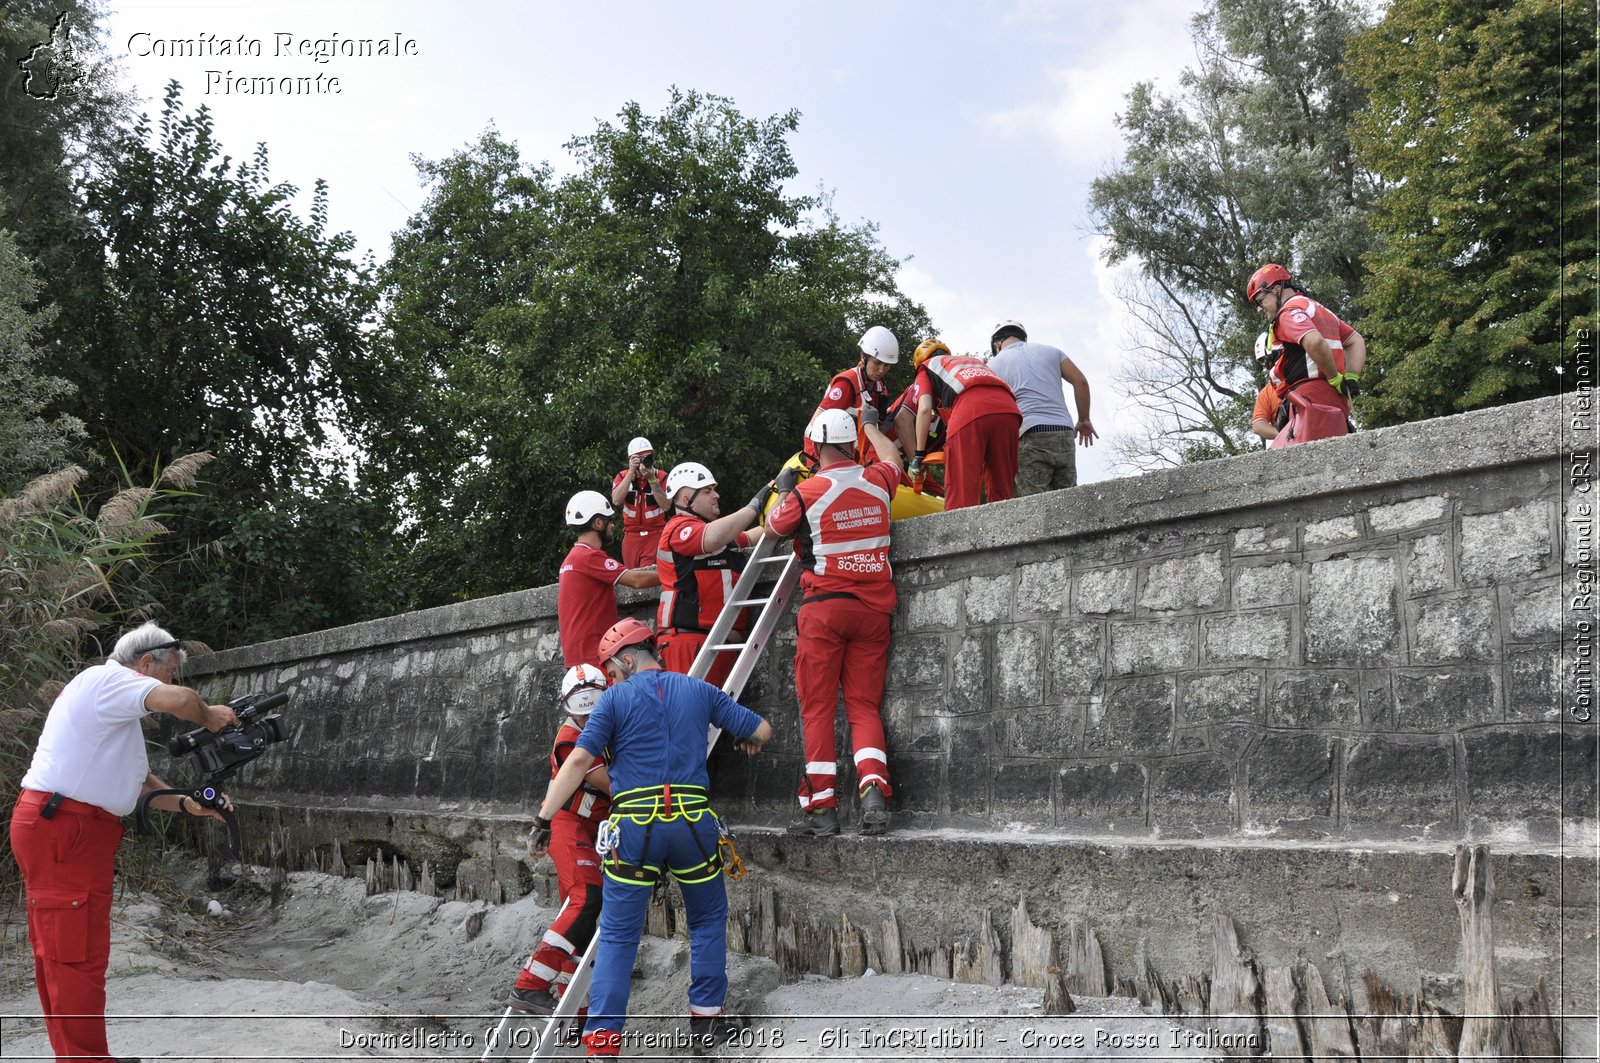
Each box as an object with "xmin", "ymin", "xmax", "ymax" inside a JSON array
[{"xmin": 189, "ymin": 393, "xmax": 1572, "ymax": 676}]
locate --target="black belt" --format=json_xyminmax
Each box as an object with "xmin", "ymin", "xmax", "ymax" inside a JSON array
[
  {"xmin": 1022, "ymin": 424, "xmax": 1074, "ymax": 437},
  {"xmin": 801, "ymin": 592, "xmax": 862, "ymax": 607}
]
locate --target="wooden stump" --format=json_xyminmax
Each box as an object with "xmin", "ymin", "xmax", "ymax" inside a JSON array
[
  {"xmin": 1508, "ymin": 975, "xmax": 1561, "ymax": 1062},
  {"xmin": 1064, "ymin": 921, "xmax": 1109, "ymax": 997},
  {"xmin": 1264, "ymin": 964, "xmax": 1307, "ymax": 1062},
  {"xmin": 1208, "ymin": 913, "xmax": 1265, "ymax": 1056},
  {"xmin": 1454, "ymin": 844, "xmax": 1512, "ymax": 1060},
  {"xmin": 1302, "ymin": 963, "xmax": 1358, "ymax": 1060}
]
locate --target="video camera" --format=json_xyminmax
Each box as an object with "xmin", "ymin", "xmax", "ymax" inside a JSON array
[{"xmin": 138, "ymin": 690, "xmax": 293, "ymax": 859}]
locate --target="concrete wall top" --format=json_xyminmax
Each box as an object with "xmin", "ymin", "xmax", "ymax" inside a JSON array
[{"xmin": 187, "ymin": 393, "xmax": 1571, "ymax": 678}]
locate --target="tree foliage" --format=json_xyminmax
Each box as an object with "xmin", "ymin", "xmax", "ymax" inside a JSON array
[
  {"xmin": 0, "ymin": 222, "xmax": 84, "ymax": 492},
  {"xmin": 1347, "ymin": 0, "xmax": 1597, "ymax": 425},
  {"xmin": 369, "ymin": 91, "xmax": 930, "ymax": 607},
  {"xmin": 54, "ymin": 84, "xmax": 385, "ymax": 643},
  {"xmin": 1089, "ymin": 0, "xmax": 1378, "ymax": 466}
]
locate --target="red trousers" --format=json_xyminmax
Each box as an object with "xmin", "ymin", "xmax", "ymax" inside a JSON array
[
  {"xmin": 621, "ymin": 526, "xmax": 661, "ymax": 569},
  {"xmin": 9, "ymin": 789, "xmax": 123, "ymax": 1063},
  {"xmin": 943, "ymin": 411, "xmax": 1021, "ymax": 510},
  {"xmin": 658, "ymin": 629, "xmax": 736, "ymax": 690},
  {"xmin": 515, "ymin": 813, "xmax": 603, "ymax": 996},
  {"xmin": 794, "ymin": 599, "xmax": 892, "ymax": 811}
]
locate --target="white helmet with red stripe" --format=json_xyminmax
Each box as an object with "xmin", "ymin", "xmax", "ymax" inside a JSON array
[{"xmin": 560, "ymin": 663, "xmax": 607, "ymax": 716}]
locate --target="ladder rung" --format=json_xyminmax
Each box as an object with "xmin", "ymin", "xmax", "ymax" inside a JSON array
[
  {"xmin": 731, "ymin": 597, "xmax": 772, "ymax": 608},
  {"xmin": 757, "ymin": 552, "xmax": 790, "ymax": 564},
  {"xmin": 711, "ymin": 642, "xmax": 749, "ymax": 653}
]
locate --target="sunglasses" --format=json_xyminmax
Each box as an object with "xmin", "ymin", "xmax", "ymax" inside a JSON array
[{"xmin": 147, "ymin": 639, "xmax": 183, "ymax": 651}]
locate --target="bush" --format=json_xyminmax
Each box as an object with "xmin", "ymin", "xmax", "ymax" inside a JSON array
[{"xmin": 0, "ymin": 453, "xmax": 211, "ymax": 885}]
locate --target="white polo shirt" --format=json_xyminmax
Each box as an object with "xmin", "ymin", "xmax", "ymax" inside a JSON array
[{"xmin": 20, "ymin": 661, "xmax": 160, "ymax": 816}]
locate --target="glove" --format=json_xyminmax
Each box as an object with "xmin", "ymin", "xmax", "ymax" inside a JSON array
[
  {"xmin": 527, "ymin": 815, "xmax": 552, "ymax": 856},
  {"xmin": 1327, "ymin": 372, "xmax": 1360, "ymax": 399},
  {"xmin": 859, "ymin": 402, "xmax": 879, "ymax": 429},
  {"xmin": 775, "ymin": 466, "xmax": 800, "ymax": 495},
  {"xmin": 906, "ymin": 456, "xmax": 923, "ymax": 480},
  {"xmin": 747, "ymin": 482, "xmax": 775, "ymax": 514}
]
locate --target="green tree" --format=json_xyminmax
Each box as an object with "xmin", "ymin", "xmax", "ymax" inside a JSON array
[
  {"xmin": 55, "ymin": 84, "xmax": 385, "ymax": 644},
  {"xmin": 1347, "ymin": 0, "xmax": 1597, "ymax": 424},
  {"xmin": 0, "ymin": 221, "xmax": 84, "ymax": 491},
  {"xmin": 370, "ymin": 91, "xmax": 930, "ymax": 607},
  {"xmin": 1089, "ymin": 0, "xmax": 1379, "ymax": 466}
]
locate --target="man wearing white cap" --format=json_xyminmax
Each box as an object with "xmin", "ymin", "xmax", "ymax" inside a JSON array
[{"xmin": 610, "ymin": 437, "xmax": 671, "ymax": 568}]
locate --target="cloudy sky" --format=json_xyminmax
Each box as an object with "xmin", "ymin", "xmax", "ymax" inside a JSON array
[{"xmin": 99, "ymin": 0, "xmax": 1211, "ymax": 484}]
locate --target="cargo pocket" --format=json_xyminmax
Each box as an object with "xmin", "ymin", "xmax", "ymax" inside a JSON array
[{"xmin": 27, "ymin": 889, "xmax": 90, "ymax": 963}]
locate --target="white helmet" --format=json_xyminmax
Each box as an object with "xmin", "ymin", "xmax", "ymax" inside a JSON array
[
  {"xmin": 858, "ymin": 325, "xmax": 899, "ymax": 365},
  {"xmin": 665, "ymin": 461, "xmax": 716, "ymax": 502},
  {"xmin": 990, "ymin": 320, "xmax": 1027, "ymax": 347},
  {"xmin": 1253, "ymin": 331, "xmax": 1276, "ymax": 367},
  {"xmin": 565, "ymin": 490, "xmax": 614, "ymax": 526},
  {"xmin": 560, "ymin": 663, "xmax": 607, "ymax": 716},
  {"xmin": 806, "ymin": 408, "xmax": 858, "ymax": 446},
  {"xmin": 627, "ymin": 436, "xmax": 653, "ymax": 456}
]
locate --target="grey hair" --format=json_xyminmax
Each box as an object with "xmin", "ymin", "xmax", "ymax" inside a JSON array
[{"xmin": 109, "ymin": 621, "xmax": 185, "ymax": 668}]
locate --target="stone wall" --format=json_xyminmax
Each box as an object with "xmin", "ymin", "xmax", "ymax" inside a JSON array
[{"xmin": 186, "ymin": 394, "xmax": 1592, "ymax": 845}]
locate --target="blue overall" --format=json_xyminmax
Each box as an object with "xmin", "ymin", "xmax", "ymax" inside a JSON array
[{"xmin": 574, "ymin": 669, "xmax": 763, "ymax": 1037}]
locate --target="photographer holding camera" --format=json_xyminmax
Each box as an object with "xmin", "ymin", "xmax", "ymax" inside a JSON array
[
  {"xmin": 609, "ymin": 437, "xmax": 671, "ymax": 569},
  {"xmin": 9, "ymin": 621, "xmax": 238, "ymax": 1063}
]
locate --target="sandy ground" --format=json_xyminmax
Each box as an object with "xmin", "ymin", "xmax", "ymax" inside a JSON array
[{"xmin": 0, "ymin": 857, "xmax": 1226, "ymax": 1063}]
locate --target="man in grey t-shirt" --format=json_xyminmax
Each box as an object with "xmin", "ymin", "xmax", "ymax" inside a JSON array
[{"xmin": 986, "ymin": 320, "xmax": 1098, "ymax": 494}]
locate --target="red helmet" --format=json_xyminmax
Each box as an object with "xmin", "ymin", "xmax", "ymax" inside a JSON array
[
  {"xmin": 597, "ymin": 617, "xmax": 655, "ymax": 661},
  {"xmin": 1246, "ymin": 263, "xmax": 1292, "ymax": 304}
]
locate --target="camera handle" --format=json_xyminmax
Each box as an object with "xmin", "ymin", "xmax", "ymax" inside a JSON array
[{"xmin": 136, "ymin": 785, "xmax": 242, "ymax": 860}]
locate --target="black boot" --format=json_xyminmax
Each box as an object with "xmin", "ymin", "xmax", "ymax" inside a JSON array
[{"xmin": 786, "ymin": 807, "xmax": 840, "ymax": 837}]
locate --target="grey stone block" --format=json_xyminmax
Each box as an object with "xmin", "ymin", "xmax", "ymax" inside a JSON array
[
  {"xmin": 887, "ymin": 755, "xmax": 942, "ymax": 814},
  {"xmin": 1050, "ymin": 621, "xmax": 1104, "ymax": 697},
  {"xmin": 1075, "ymin": 567, "xmax": 1134, "ymax": 615},
  {"xmin": 1370, "ymin": 496, "xmax": 1449, "ymax": 533},
  {"xmin": 1140, "ymin": 552, "xmax": 1224, "ymax": 612},
  {"xmin": 1234, "ymin": 524, "xmax": 1295, "ymax": 555},
  {"xmin": 1506, "ymin": 648, "xmax": 1562, "ymax": 722},
  {"xmin": 1394, "ymin": 670, "xmax": 1500, "ymax": 730},
  {"xmin": 1306, "ymin": 516, "xmax": 1361, "ymax": 547},
  {"xmin": 1407, "ymin": 534, "xmax": 1452, "ymax": 595},
  {"xmin": 1461, "ymin": 501, "xmax": 1554, "ymax": 585},
  {"xmin": 965, "ymin": 574, "xmax": 1012, "ymax": 626},
  {"xmin": 1180, "ymin": 671, "xmax": 1264, "ymax": 726},
  {"xmin": 1111, "ymin": 619, "xmax": 1197, "ymax": 675},
  {"xmin": 1008, "ymin": 707, "xmax": 1082, "ymax": 757},
  {"xmin": 1234, "ymin": 563, "xmax": 1296, "ymax": 609},
  {"xmin": 1342, "ymin": 738, "xmax": 1456, "ymax": 830},
  {"xmin": 1269, "ymin": 673, "xmax": 1361, "ymax": 728},
  {"xmin": 1085, "ymin": 677, "xmax": 1174, "ymax": 756},
  {"xmin": 1464, "ymin": 729, "xmax": 1595, "ymax": 823},
  {"xmin": 1508, "ymin": 580, "xmax": 1564, "ymax": 641},
  {"xmin": 1204, "ymin": 610, "xmax": 1291, "ymax": 663},
  {"xmin": 1016, "ymin": 558, "xmax": 1069, "ymax": 619},
  {"xmin": 1307, "ymin": 556, "xmax": 1399, "ymax": 663},
  {"xmin": 948, "ymin": 633, "xmax": 991, "ymax": 715},
  {"xmin": 1410, "ymin": 593, "xmax": 1498, "ymax": 664},
  {"xmin": 1246, "ymin": 733, "xmax": 1338, "ymax": 827},
  {"xmin": 948, "ymin": 728, "xmax": 990, "ymax": 815},
  {"xmin": 992, "ymin": 760, "xmax": 1058, "ymax": 824},
  {"xmin": 1058, "ymin": 761, "xmax": 1146, "ymax": 826},
  {"xmin": 996, "ymin": 624, "xmax": 1046, "ymax": 709},
  {"xmin": 1150, "ymin": 755, "xmax": 1235, "ymax": 834},
  {"xmin": 887, "ymin": 634, "xmax": 947, "ymax": 688},
  {"xmin": 906, "ymin": 583, "xmax": 961, "ymax": 630}
]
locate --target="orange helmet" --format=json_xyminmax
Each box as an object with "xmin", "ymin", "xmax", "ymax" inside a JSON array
[
  {"xmin": 913, "ymin": 338, "xmax": 950, "ymax": 369},
  {"xmin": 597, "ymin": 617, "xmax": 655, "ymax": 662},
  {"xmin": 1246, "ymin": 263, "xmax": 1292, "ymax": 304}
]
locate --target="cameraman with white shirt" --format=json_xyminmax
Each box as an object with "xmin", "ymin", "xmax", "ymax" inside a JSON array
[{"xmin": 9, "ymin": 622, "xmax": 238, "ymax": 1063}]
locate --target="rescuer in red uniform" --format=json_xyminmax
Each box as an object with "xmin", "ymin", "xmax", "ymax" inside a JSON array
[
  {"xmin": 655, "ymin": 463, "xmax": 767, "ymax": 688},
  {"xmin": 558, "ymin": 491, "xmax": 660, "ymax": 669},
  {"xmin": 505, "ymin": 663, "xmax": 613, "ymax": 1016},
  {"xmin": 802, "ymin": 326, "xmax": 900, "ymax": 467},
  {"xmin": 764, "ymin": 407, "xmax": 901, "ymax": 836},
  {"xmin": 610, "ymin": 436, "xmax": 671, "ymax": 569},
  {"xmin": 906, "ymin": 339, "xmax": 1022, "ymax": 510},
  {"xmin": 1247, "ymin": 263, "xmax": 1368, "ymax": 446}
]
